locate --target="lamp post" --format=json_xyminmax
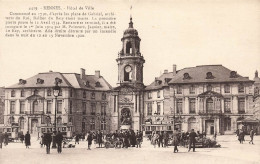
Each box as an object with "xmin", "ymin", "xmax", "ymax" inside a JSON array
[{"xmin": 52, "ymin": 81, "xmax": 60, "ymax": 148}]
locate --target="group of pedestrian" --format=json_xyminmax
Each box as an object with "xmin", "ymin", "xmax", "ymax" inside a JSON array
[
  {"xmin": 236, "ymin": 128, "xmax": 255, "ymax": 145},
  {"xmin": 150, "ymin": 130, "xmax": 169, "ymax": 148}
]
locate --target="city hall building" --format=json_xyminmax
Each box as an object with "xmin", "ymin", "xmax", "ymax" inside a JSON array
[{"xmin": 1, "ymin": 17, "xmax": 259, "ymax": 137}]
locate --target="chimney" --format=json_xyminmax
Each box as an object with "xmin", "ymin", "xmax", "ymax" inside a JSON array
[
  {"xmin": 255, "ymin": 70, "xmax": 258, "ymax": 78},
  {"xmin": 80, "ymin": 68, "xmax": 85, "ymax": 79},
  {"xmin": 95, "ymin": 70, "xmax": 100, "ymax": 78},
  {"xmin": 164, "ymin": 70, "xmax": 168, "ymax": 74},
  {"xmin": 173, "ymin": 64, "xmax": 177, "ymax": 75}
]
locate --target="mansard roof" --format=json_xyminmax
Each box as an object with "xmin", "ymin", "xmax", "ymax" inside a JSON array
[
  {"xmin": 169, "ymin": 65, "xmax": 253, "ymax": 84},
  {"xmin": 6, "ymin": 71, "xmax": 112, "ymax": 91},
  {"xmin": 145, "ymin": 72, "xmax": 174, "ymax": 90},
  {"xmin": 7, "ymin": 72, "xmax": 72, "ymax": 89}
]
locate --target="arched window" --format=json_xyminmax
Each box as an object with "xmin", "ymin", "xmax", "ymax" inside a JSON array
[
  {"xmin": 124, "ymin": 65, "xmax": 132, "ymax": 81},
  {"xmin": 102, "ymin": 93, "xmax": 106, "ymax": 100},
  {"xmin": 57, "ymin": 117, "xmax": 62, "ymax": 125},
  {"xmin": 46, "ymin": 116, "xmax": 51, "ymax": 126},
  {"xmin": 69, "ymin": 117, "xmax": 73, "ymax": 124},
  {"xmin": 126, "ymin": 42, "xmax": 132, "ymax": 54},
  {"xmin": 33, "ymin": 101, "xmax": 38, "ymax": 113},
  {"xmin": 206, "ymin": 98, "xmax": 214, "ymax": 112},
  {"xmin": 9, "ymin": 116, "xmax": 15, "ymax": 124}
]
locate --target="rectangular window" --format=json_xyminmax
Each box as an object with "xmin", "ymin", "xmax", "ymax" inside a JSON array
[
  {"xmin": 238, "ymin": 98, "xmax": 245, "ymax": 114},
  {"xmin": 147, "ymin": 103, "xmax": 152, "ymax": 115},
  {"xmin": 224, "ymin": 98, "xmax": 231, "ymax": 113},
  {"xmin": 189, "ymin": 86, "xmax": 195, "ymax": 94},
  {"xmin": 238, "ymin": 84, "xmax": 244, "ymax": 93},
  {"xmin": 224, "ymin": 85, "xmax": 230, "ymax": 93},
  {"xmin": 82, "ymin": 102, "xmax": 86, "ymax": 115},
  {"xmin": 157, "ymin": 102, "xmax": 161, "ymax": 115},
  {"xmin": 47, "ymin": 100, "xmax": 52, "ymax": 114},
  {"xmin": 10, "ymin": 101, "xmax": 15, "ymax": 114},
  {"xmin": 11, "ymin": 90, "xmax": 15, "ymax": 97},
  {"xmin": 148, "ymin": 92, "xmax": 152, "ymax": 99},
  {"xmin": 69, "ymin": 101, "xmax": 73, "ymax": 114},
  {"xmin": 21, "ymin": 90, "xmax": 25, "ymax": 97},
  {"xmin": 157, "ymin": 91, "xmax": 160, "ymax": 98},
  {"xmin": 176, "ymin": 99, "xmax": 183, "ymax": 114},
  {"xmin": 20, "ymin": 101, "xmax": 25, "ymax": 114},
  {"xmin": 224, "ymin": 118, "xmax": 231, "ymax": 131},
  {"xmin": 101, "ymin": 122, "xmax": 106, "ymax": 130},
  {"xmin": 114, "ymin": 96, "xmax": 116, "ymax": 112},
  {"xmin": 58, "ymin": 89, "xmax": 62, "ymax": 96},
  {"xmin": 177, "ymin": 86, "xmax": 182, "ymax": 94},
  {"xmin": 101, "ymin": 104, "xmax": 106, "ymax": 116},
  {"xmin": 90, "ymin": 119, "xmax": 95, "ymax": 130},
  {"xmin": 91, "ymin": 103, "xmax": 96, "ymax": 115},
  {"xmin": 189, "ymin": 98, "xmax": 196, "ymax": 114},
  {"xmin": 57, "ymin": 100, "xmax": 62, "ymax": 114}
]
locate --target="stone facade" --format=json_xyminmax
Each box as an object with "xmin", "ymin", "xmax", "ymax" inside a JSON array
[{"xmin": 1, "ymin": 17, "xmax": 259, "ymax": 137}]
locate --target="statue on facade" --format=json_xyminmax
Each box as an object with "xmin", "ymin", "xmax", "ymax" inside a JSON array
[{"xmin": 120, "ymin": 108, "xmax": 132, "ymax": 125}]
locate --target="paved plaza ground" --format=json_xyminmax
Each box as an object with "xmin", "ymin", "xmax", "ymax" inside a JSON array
[{"xmin": 0, "ymin": 135, "xmax": 260, "ymax": 164}]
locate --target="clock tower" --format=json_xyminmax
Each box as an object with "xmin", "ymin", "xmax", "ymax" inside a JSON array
[
  {"xmin": 116, "ymin": 17, "xmax": 145, "ymax": 88},
  {"xmin": 112, "ymin": 17, "xmax": 145, "ymax": 132}
]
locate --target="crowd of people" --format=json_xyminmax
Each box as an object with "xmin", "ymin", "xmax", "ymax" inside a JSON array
[
  {"xmin": 0, "ymin": 127, "xmax": 257, "ymax": 154},
  {"xmin": 149, "ymin": 129, "xmax": 202, "ymax": 153}
]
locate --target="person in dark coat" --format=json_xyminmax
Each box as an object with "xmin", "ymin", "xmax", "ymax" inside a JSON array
[
  {"xmin": 20, "ymin": 134, "xmax": 24, "ymax": 144},
  {"xmin": 238, "ymin": 129, "xmax": 245, "ymax": 144},
  {"xmin": 56, "ymin": 131, "xmax": 63, "ymax": 153},
  {"xmin": 44, "ymin": 130, "xmax": 52, "ymax": 154},
  {"xmin": 75, "ymin": 134, "xmax": 80, "ymax": 144},
  {"xmin": 249, "ymin": 129, "xmax": 255, "ymax": 144},
  {"xmin": 4, "ymin": 132, "xmax": 8, "ymax": 146},
  {"xmin": 188, "ymin": 129, "xmax": 197, "ymax": 152},
  {"xmin": 163, "ymin": 131, "xmax": 169, "ymax": 147},
  {"xmin": 173, "ymin": 129, "xmax": 179, "ymax": 153},
  {"xmin": 158, "ymin": 131, "xmax": 163, "ymax": 147},
  {"xmin": 96, "ymin": 130, "xmax": 103, "ymax": 148},
  {"xmin": 25, "ymin": 131, "xmax": 31, "ymax": 148},
  {"xmin": 87, "ymin": 132, "xmax": 93, "ymax": 150},
  {"xmin": 0, "ymin": 132, "xmax": 3, "ymax": 149}
]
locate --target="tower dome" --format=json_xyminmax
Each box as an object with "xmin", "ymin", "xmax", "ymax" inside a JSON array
[{"xmin": 123, "ymin": 17, "xmax": 139, "ymax": 38}]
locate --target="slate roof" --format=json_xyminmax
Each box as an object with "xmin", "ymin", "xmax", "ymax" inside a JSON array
[
  {"xmin": 6, "ymin": 71, "xmax": 112, "ymax": 91},
  {"xmin": 145, "ymin": 72, "xmax": 174, "ymax": 90},
  {"xmin": 169, "ymin": 65, "xmax": 253, "ymax": 84}
]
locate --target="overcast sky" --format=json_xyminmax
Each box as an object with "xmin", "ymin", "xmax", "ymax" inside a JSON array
[{"xmin": 0, "ymin": 0, "xmax": 259, "ymax": 87}]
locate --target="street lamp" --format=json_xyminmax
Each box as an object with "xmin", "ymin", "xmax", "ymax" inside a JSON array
[{"xmin": 52, "ymin": 80, "xmax": 60, "ymax": 148}]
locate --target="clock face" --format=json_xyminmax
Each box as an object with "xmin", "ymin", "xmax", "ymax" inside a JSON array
[{"xmin": 125, "ymin": 65, "xmax": 132, "ymax": 73}]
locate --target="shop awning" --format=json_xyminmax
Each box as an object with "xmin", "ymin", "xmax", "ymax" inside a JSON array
[{"xmin": 237, "ymin": 117, "xmax": 260, "ymax": 123}]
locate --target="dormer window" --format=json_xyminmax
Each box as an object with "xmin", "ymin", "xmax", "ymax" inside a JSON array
[
  {"xmin": 11, "ymin": 90, "xmax": 15, "ymax": 97},
  {"xmin": 155, "ymin": 79, "xmax": 162, "ymax": 85},
  {"xmin": 230, "ymin": 71, "xmax": 238, "ymax": 78},
  {"xmin": 85, "ymin": 81, "xmax": 90, "ymax": 87},
  {"xmin": 206, "ymin": 72, "xmax": 214, "ymax": 79},
  {"xmin": 36, "ymin": 78, "xmax": 44, "ymax": 84},
  {"xmin": 183, "ymin": 73, "xmax": 191, "ymax": 80},
  {"xmin": 19, "ymin": 79, "xmax": 26, "ymax": 85},
  {"xmin": 164, "ymin": 78, "xmax": 171, "ymax": 84},
  {"xmin": 95, "ymin": 82, "xmax": 101, "ymax": 87}
]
